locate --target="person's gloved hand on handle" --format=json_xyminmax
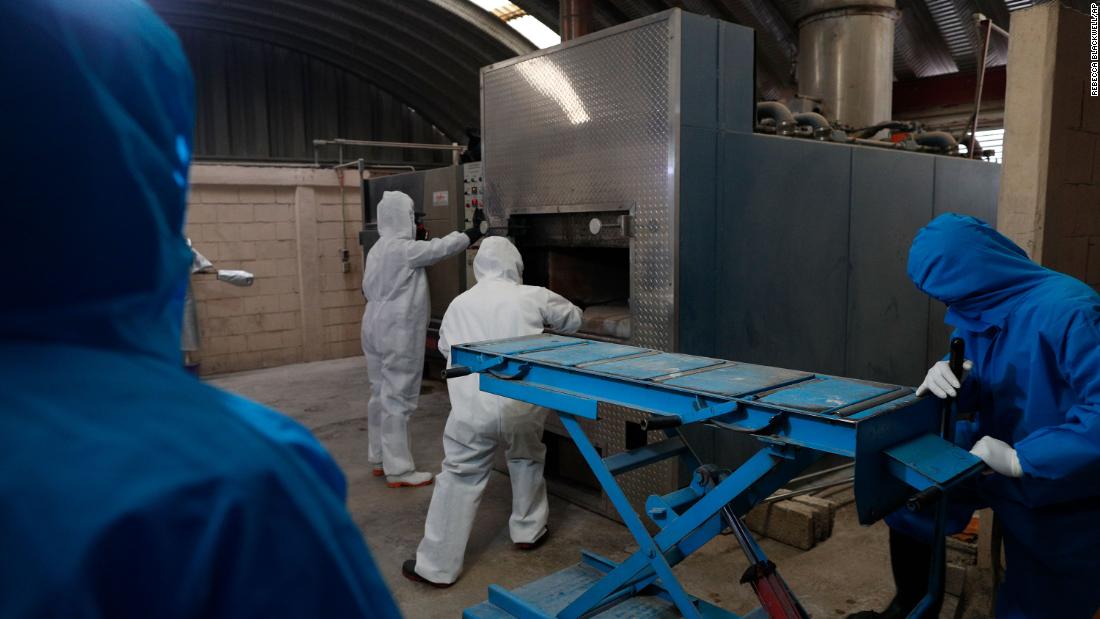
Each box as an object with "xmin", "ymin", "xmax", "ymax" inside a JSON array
[
  {"xmin": 969, "ymin": 436, "xmax": 1022, "ymax": 477},
  {"xmin": 916, "ymin": 358, "xmax": 1023, "ymax": 478},
  {"xmin": 915, "ymin": 359, "xmax": 974, "ymax": 398},
  {"xmin": 464, "ymin": 208, "xmax": 487, "ymax": 243}
]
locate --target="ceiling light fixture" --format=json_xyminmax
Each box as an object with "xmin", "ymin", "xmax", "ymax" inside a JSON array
[{"xmin": 466, "ymin": 0, "xmax": 562, "ymax": 49}]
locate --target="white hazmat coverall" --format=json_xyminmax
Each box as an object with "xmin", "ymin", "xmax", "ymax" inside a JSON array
[
  {"xmin": 361, "ymin": 191, "xmax": 470, "ymax": 482},
  {"xmin": 415, "ymin": 236, "xmax": 582, "ymax": 583}
]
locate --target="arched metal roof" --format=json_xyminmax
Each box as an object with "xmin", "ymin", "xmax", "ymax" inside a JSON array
[
  {"xmin": 152, "ymin": 0, "xmax": 1089, "ymax": 143},
  {"xmin": 151, "ymin": 0, "xmax": 535, "ymax": 140}
]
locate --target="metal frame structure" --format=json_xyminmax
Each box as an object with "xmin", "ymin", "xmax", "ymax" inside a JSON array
[
  {"xmin": 453, "ymin": 335, "xmax": 983, "ymax": 619},
  {"xmin": 965, "ymin": 14, "xmax": 1010, "ymax": 158},
  {"xmin": 313, "ymin": 138, "xmax": 466, "ymax": 167}
]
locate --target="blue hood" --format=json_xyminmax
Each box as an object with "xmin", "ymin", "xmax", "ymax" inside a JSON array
[
  {"xmin": 0, "ymin": 0, "xmax": 195, "ymax": 362},
  {"xmin": 907, "ymin": 214, "xmax": 1054, "ymax": 329}
]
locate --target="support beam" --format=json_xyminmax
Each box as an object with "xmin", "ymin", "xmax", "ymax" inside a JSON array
[
  {"xmin": 560, "ymin": 0, "xmax": 594, "ymax": 40},
  {"xmin": 893, "ymin": 66, "xmax": 1006, "ymax": 117},
  {"xmin": 998, "ymin": 2, "xmax": 1100, "ymax": 289}
]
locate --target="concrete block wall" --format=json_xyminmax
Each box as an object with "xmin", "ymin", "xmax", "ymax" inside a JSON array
[
  {"xmin": 1000, "ymin": 3, "xmax": 1100, "ymax": 289},
  {"xmin": 1042, "ymin": 7, "xmax": 1100, "ymax": 288},
  {"xmin": 185, "ymin": 164, "xmax": 367, "ymax": 375}
]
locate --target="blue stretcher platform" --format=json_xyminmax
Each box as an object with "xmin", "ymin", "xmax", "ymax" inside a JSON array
[{"xmin": 450, "ymin": 335, "xmax": 982, "ymax": 619}]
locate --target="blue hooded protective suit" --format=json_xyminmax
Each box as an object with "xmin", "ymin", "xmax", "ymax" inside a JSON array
[
  {"xmin": 889, "ymin": 214, "xmax": 1100, "ymax": 618},
  {"xmin": 0, "ymin": 2, "xmax": 401, "ymax": 617}
]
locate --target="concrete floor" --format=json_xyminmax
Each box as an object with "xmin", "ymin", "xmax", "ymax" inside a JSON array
[{"xmin": 210, "ymin": 356, "xmax": 904, "ymax": 618}]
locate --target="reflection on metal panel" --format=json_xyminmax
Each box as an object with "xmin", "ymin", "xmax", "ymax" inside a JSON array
[
  {"xmin": 590, "ymin": 353, "xmax": 722, "ymax": 380},
  {"xmin": 518, "ymin": 342, "xmax": 645, "ymax": 366},
  {"xmin": 474, "ymin": 334, "xmax": 584, "ymax": 354},
  {"xmin": 664, "ymin": 364, "xmax": 812, "ymax": 396},
  {"xmin": 482, "ymin": 16, "xmax": 676, "ymax": 352},
  {"xmin": 758, "ymin": 378, "xmax": 897, "ymax": 413}
]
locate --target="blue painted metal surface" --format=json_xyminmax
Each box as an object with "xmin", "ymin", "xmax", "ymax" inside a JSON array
[
  {"xmin": 463, "ymin": 561, "xmax": 739, "ymax": 618},
  {"xmin": 452, "ymin": 334, "xmax": 984, "ymax": 618},
  {"xmin": 852, "ymin": 393, "xmax": 943, "ymax": 522},
  {"xmin": 757, "ymin": 378, "xmax": 899, "ymax": 414},
  {"xmin": 885, "ymin": 433, "xmax": 983, "ymax": 492},
  {"xmin": 555, "ymin": 415, "xmax": 701, "ymax": 619},
  {"xmin": 474, "ymin": 334, "xmax": 584, "ymax": 355},
  {"xmin": 664, "ymin": 364, "xmax": 811, "ymax": 397},
  {"xmin": 587, "ymin": 352, "xmax": 724, "ymax": 380},
  {"xmin": 518, "ymin": 341, "xmax": 646, "ymax": 366},
  {"xmin": 603, "ymin": 437, "xmax": 689, "ymax": 477},
  {"xmin": 481, "ymin": 375, "xmax": 599, "ymax": 419}
]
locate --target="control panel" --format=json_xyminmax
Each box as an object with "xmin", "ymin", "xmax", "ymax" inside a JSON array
[
  {"xmin": 462, "ymin": 161, "xmax": 483, "ymax": 291},
  {"xmin": 462, "ymin": 161, "xmax": 483, "ymax": 229}
]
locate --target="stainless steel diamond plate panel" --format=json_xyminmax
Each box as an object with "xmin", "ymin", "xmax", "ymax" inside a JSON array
[{"xmin": 482, "ymin": 15, "xmax": 678, "ymax": 352}]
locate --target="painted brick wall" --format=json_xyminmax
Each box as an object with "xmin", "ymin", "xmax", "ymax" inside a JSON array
[
  {"xmin": 316, "ymin": 186, "xmax": 368, "ymax": 360},
  {"xmin": 1000, "ymin": 4, "xmax": 1100, "ymax": 290},
  {"xmin": 184, "ymin": 165, "xmax": 366, "ymax": 375}
]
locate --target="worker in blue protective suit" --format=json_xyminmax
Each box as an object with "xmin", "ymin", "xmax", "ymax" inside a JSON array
[
  {"xmin": 361, "ymin": 191, "xmax": 482, "ymax": 487},
  {"xmin": 852, "ymin": 214, "xmax": 1100, "ymax": 619},
  {"xmin": 0, "ymin": 2, "xmax": 402, "ymax": 617}
]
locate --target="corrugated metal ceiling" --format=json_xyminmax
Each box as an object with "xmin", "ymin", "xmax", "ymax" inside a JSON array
[
  {"xmin": 150, "ymin": 0, "xmax": 535, "ymax": 140},
  {"xmin": 152, "ymin": 0, "xmax": 1088, "ymax": 140}
]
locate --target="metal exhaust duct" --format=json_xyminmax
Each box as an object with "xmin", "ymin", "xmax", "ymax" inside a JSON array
[{"xmin": 796, "ymin": 0, "xmax": 898, "ymax": 128}]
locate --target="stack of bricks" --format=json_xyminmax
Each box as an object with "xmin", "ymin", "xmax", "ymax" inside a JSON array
[
  {"xmin": 745, "ymin": 495, "xmax": 838, "ymax": 551},
  {"xmin": 999, "ymin": 3, "xmax": 1100, "ymax": 290},
  {"xmin": 183, "ymin": 165, "xmax": 366, "ymax": 375}
]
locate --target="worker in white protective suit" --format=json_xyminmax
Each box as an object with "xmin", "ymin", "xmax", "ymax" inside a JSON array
[
  {"xmin": 361, "ymin": 190, "xmax": 482, "ymax": 488},
  {"xmin": 402, "ymin": 236, "xmax": 582, "ymax": 586}
]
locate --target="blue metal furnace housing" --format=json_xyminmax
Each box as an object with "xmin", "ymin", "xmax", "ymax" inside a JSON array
[{"xmin": 477, "ymin": 9, "xmax": 1001, "ymax": 517}]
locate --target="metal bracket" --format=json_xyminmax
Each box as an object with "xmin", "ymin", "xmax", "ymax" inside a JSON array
[
  {"xmin": 487, "ymin": 362, "xmax": 531, "ymax": 380},
  {"xmin": 725, "ymin": 411, "xmax": 789, "ymax": 436}
]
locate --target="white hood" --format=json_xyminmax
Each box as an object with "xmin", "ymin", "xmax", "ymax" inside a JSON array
[
  {"xmin": 376, "ymin": 191, "xmax": 415, "ymax": 239},
  {"xmin": 473, "ymin": 236, "xmax": 523, "ymax": 284}
]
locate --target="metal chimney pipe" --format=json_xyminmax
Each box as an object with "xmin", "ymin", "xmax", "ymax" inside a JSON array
[
  {"xmin": 796, "ymin": 0, "xmax": 898, "ymax": 129},
  {"xmin": 560, "ymin": 0, "xmax": 593, "ymax": 41}
]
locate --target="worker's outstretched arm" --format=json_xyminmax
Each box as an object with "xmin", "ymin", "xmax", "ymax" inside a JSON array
[
  {"xmin": 1011, "ymin": 312, "xmax": 1100, "ymax": 506},
  {"xmin": 541, "ymin": 289, "xmax": 582, "ymax": 333},
  {"xmin": 405, "ymin": 232, "xmax": 470, "ymax": 269}
]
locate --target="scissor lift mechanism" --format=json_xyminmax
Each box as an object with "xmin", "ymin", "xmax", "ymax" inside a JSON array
[{"xmin": 449, "ymin": 335, "xmax": 982, "ymax": 619}]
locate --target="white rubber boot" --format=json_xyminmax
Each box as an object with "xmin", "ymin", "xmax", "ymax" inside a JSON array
[{"xmin": 386, "ymin": 470, "xmax": 434, "ymax": 488}]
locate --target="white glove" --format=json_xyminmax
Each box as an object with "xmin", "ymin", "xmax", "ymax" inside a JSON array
[
  {"xmin": 969, "ymin": 436, "xmax": 1023, "ymax": 478},
  {"xmin": 915, "ymin": 359, "xmax": 974, "ymax": 398},
  {"xmin": 216, "ymin": 269, "xmax": 254, "ymax": 286}
]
